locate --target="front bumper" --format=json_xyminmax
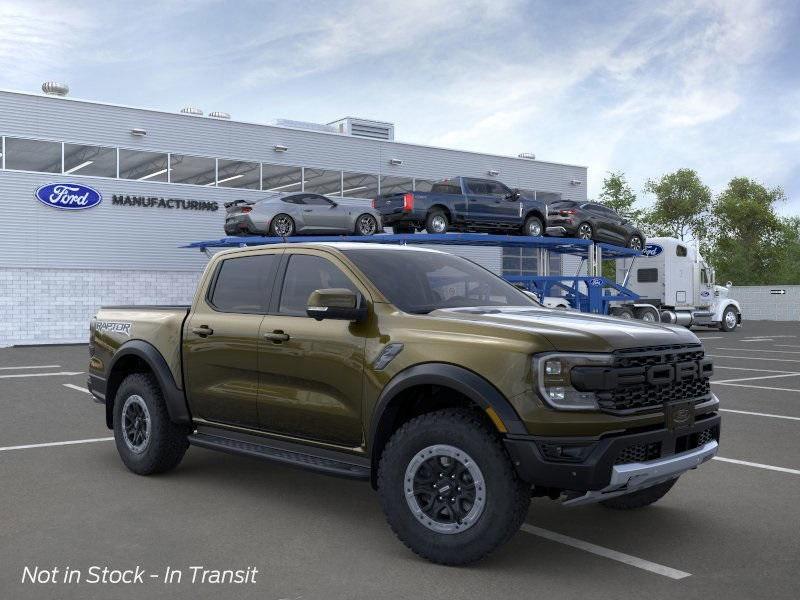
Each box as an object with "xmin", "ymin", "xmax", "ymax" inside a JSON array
[{"xmin": 504, "ymin": 413, "xmax": 720, "ymax": 500}]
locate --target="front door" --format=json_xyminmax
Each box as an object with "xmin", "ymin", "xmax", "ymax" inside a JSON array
[
  {"xmin": 258, "ymin": 251, "xmax": 367, "ymax": 446},
  {"xmin": 183, "ymin": 251, "xmax": 282, "ymax": 428},
  {"xmin": 300, "ymin": 194, "xmax": 350, "ymax": 232}
]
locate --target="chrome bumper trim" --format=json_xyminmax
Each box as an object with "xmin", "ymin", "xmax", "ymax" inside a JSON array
[{"xmin": 563, "ymin": 440, "xmax": 718, "ymax": 507}]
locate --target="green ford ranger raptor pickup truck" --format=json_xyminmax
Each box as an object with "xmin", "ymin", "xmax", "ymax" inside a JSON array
[{"xmin": 89, "ymin": 242, "xmax": 720, "ymax": 565}]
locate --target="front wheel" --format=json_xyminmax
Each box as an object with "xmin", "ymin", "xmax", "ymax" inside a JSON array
[
  {"xmin": 720, "ymin": 306, "xmax": 738, "ymax": 332},
  {"xmin": 522, "ymin": 215, "xmax": 543, "ymax": 237},
  {"xmin": 601, "ymin": 478, "xmax": 677, "ymax": 510},
  {"xmin": 355, "ymin": 213, "xmax": 379, "ymax": 236},
  {"xmin": 378, "ymin": 409, "xmax": 530, "ymax": 565},
  {"xmin": 113, "ymin": 373, "xmax": 189, "ymax": 475}
]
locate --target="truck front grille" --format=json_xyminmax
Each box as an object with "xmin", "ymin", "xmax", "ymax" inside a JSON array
[
  {"xmin": 595, "ymin": 344, "xmax": 712, "ymax": 414},
  {"xmin": 614, "ymin": 441, "xmax": 662, "ymax": 465}
]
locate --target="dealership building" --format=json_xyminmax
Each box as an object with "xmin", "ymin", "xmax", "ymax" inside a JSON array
[{"xmin": 0, "ymin": 85, "xmax": 588, "ymax": 345}]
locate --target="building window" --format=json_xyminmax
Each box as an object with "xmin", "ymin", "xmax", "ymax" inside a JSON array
[
  {"xmin": 63, "ymin": 143, "xmax": 117, "ymax": 177},
  {"xmin": 4, "ymin": 137, "xmax": 61, "ymax": 173},
  {"xmin": 262, "ymin": 164, "xmax": 302, "ymax": 192},
  {"xmin": 413, "ymin": 178, "xmax": 436, "ymax": 192},
  {"xmin": 170, "ymin": 154, "xmax": 216, "ymax": 186},
  {"xmin": 341, "ymin": 172, "xmax": 378, "ymax": 199},
  {"xmin": 119, "ymin": 149, "xmax": 169, "ymax": 182},
  {"xmin": 217, "ymin": 159, "xmax": 260, "ymax": 189},
  {"xmin": 379, "ymin": 175, "xmax": 413, "ymax": 195},
  {"xmin": 304, "ymin": 168, "xmax": 342, "ymax": 196}
]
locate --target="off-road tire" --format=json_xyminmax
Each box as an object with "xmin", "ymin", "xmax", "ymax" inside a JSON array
[
  {"xmin": 424, "ymin": 210, "xmax": 449, "ymax": 234},
  {"xmin": 522, "ymin": 215, "xmax": 544, "ymax": 237},
  {"xmin": 378, "ymin": 408, "xmax": 530, "ymax": 566},
  {"xmin": 720, "ymin": 306, "xmax": 738, "ymax": 332},
  {"xmin": 113, "ymin": 373, "xmax": 189, "ymax": 475},
  {"xmin": 600, "ymin": 478, "xmax": 677, "ymax": 510}
]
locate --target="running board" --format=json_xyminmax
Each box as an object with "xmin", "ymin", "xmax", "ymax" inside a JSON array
[{"xmin": 188, "ymin": 428, "xmax": 370, "ymax": 480}]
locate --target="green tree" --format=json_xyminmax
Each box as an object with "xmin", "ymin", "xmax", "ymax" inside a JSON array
[
  {"xmin": 707, "ymin": 177, "xmax": 785, "ymax": 285},
  {"xmin": 642, "ymin": 169, "xmax": 711, "ymax": 241},
  {"xmin": 598, "ymin": 171, "xmax": 641, "ymax": 221}
]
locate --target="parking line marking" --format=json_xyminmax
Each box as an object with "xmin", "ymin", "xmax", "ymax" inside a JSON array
[
  {"xmin": 714, "ymin": 366, "xmax": 800, "ymax": 373},
  {"xmin": 63, "ymin": 383, "xmax": 91, "ymax": 394},
  {"xmin": 739, "ymin": 339, "xmax": 773, "ymax": 342},
  {"xmin": 0, "ymin": 371, "xmax": 83, "ymax": 379},
  {"xmin": 720, "ymin": 408, "xmax": 800, "ymax": 421},
  {"xmin": 711, "ymin": 381, "xmax": 800, "ymax": 393},
  {"xmin": 713, "ymin": 373, "xmax": 800, "ymax": 384},
  {"xmin": 697, "ymin": 336, "xmax": 724, "ymax": 340},
  {"xmin": 0, "ymin": 437, "xmax": 114, "ymax": 453},
  {"xmin": 520, "ymin": 524, "xmax": 691, "ymax": 579},
  {"xmin": 0, "ymin": 364, "xmax": 61, "ymax": 371},
  {"xmin": 715, "ymin": 348, "xmax": 800, "ymax": 355},
  {"xmin": 713, "ymin": 457, "xmax": 800, "ymax": 476},
  {"xmin": 707, "ymin": 355, "xmax": 800, "ymax": 363}
]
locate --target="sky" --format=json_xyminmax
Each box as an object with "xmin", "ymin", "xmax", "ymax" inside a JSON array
[{"xmin": 1, "ymin": 0, "xmax": 799, "ymax": 212}]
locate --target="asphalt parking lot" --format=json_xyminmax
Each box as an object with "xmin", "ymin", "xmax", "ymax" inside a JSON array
[{"xmin": 1, "ymin": 321, "xmax": 799, "ymax": 599}]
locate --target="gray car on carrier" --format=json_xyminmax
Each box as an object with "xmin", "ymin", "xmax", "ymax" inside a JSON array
[{"xmin": 224, "ymin": 192, "xmax": 383, "ymax": 237}]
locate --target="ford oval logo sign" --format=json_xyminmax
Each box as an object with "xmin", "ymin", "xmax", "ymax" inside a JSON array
[
  {"xmin": 35, "ymin": 183, "xmax": 102, "ymax": 210},
  {"xmin": 641, "ymin": 243, "xmax": 663, "ymax": 257}
]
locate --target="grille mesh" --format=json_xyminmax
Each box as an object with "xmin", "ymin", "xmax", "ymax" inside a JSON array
[
  {"xmin": 596, "ymin": 344, "xmax": 711, "ymax": 413},
  {"xmin": 614, "ymin": 441, "xmax": 662, "ymax": 465}
]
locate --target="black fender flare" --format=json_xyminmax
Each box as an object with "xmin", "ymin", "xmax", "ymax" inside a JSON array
[
  {"xmin": 367, "ymin": 363, "xmax": 526, "ymax": 483},
  {"xmin": 105, "ymin": 340, "xmax": 192, "ymax": 427},
  {"xmin": 523, "ymin": 208, "xmax": 546, "ymax": 225}
]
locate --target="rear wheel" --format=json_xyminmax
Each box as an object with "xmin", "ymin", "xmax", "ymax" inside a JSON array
[
  {"xmin": 720, "ymin": 306, "xmax": 738, "ymax": 332},
  {"xmin": 601, "ymin": 478, "xmax": 677, "ymax": 510},
  {"xmin": 577, "ymin": 222, "xmax": 593, "ymax": 240},
  {"xmin": 522, "ymin": 215, "xmax": 544, "ymax": 237},
  {"xmin": 269, "ymin": 214, "xmax": 295, "ymax": 237},
  {"xmin": 113, "ymin": 373, "xmax": 189, "ymax": 475},
  {"xmin": 355, "ymin": 213, "xmax": 379, "ymax": 236},
  {"xmin": 612, "ymin": 307, "xmax": 635, "ymax": 320},
  {"xmin": 634, "ymin": 306, "xmax": 658, "ymax": 322},
  {"xmin": 378, "ymin": 409, "xmax": 530, "ymax": 565},
  {"xmin": 425, "ymin": 210, "xmax": 449, "ymax": 234}
]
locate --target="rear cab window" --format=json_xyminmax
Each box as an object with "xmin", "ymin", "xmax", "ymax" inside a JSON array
[{"xmin": 208, "ymin": 253, "xmax": 280, "ymax": 313}]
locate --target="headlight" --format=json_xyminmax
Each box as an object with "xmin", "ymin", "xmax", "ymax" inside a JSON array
[{"xmin": 533, "ymin": 353, "xmax": 614, "ymax": 410}]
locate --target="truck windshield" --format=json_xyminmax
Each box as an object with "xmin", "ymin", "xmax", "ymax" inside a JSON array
[{"xmin": 341, "ymin": 248, "xmax": 539, "ymax": 314}]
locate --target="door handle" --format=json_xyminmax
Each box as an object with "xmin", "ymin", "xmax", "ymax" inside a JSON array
[
  {"xmin": 264, "ymin": 330, "xmax": 290, "ymax": 343},
  {"xmin": 192, "ymin": 326, "xmax": 214, "ymax": 337},
  {"xmin": 303, "ymin": 209, "xmax": 313, "ymax": 213}
]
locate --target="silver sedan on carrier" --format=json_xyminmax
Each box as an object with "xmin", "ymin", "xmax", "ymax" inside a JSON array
[{"xmin": 224, "ymin": 192, "xmax": 383, "ymax": 237}]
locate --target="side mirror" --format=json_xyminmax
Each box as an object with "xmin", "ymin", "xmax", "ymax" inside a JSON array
[
  {"xmin": 505, "ymin": 188, "xmax": 521, "ymax": 201},
  {"xmin": 306, "ymin": 288, "xmax": 366, "ymax": 322},
  {"xmin": 329, "ymin": 201, "xmax": 338, "ymax": 208},
  {"xmin": 726, "ymin": 281, "xmax": 732, "ymax": 288}
]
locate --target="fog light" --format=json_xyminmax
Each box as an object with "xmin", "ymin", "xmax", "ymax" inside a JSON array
[{"xmin": 546, "ymin": 386, "xmax": 565, "ymax": 401}]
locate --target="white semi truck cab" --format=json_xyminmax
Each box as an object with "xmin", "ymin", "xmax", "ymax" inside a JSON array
[{"xmin": 613, "ymin": 237, "xmax": 742, "ymax": 331}]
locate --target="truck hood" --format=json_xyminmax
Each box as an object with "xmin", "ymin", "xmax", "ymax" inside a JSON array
[{"xmin": 428, "ymin": 306, "xmax": 700, "ymax": 352}]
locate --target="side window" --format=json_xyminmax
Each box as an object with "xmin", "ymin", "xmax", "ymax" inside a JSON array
[
  {"xmin": 209, "ymin": 254, "xmax": 279, "ymax": 313},
  {"xmin": 282, "ymin": 195, "xmax": 305, "ymax": 205},
  {"xmin": 676, "ymin": 245, "xmax": 688, "ymax": 257},
  {"xmin": 701, "ymin": 269, "xmax": 709, "ymax": 284},
  {"xmin": 486, "ymin": 181, "xmax": 510, "ymax": 196},
  {"xmin": 637, "ymin": 268, "xmax": 659, "ymax": 283},
  {"xmin": 278, "ymin": 254, "xmax": 358, "ymax": 316},
  {"xmin": 430, "ymin": 181, "xmax": 461, "ymax": 194},
  {"xmin": 466, "ymin": 179, "xmax": 489, "ymax": 195},
  {"xmin": 304, "ymin": 195, "xmax": 334, "ymax": 206}
]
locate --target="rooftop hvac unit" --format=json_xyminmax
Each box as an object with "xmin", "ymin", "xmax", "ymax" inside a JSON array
[
  {"xmin": 518, "ymin": 152, "xmax": 536, "ymax": 160},
  {"xmin": 269, "ymin": 119, "xmax": 338, "ymax": 134},
  {"xmin": 328, "ymin": 117, "xmax": 395, "ymax": 141},
  {"xmin": 180, "ymin": 106, "xmax": 203, "ymax": 116},
  {"xmin": 208, "ymin": 111, "xmax": 231, "ymax": 119},
  {"xmin": 42, "ymin": 82, "xmax": 69, "ymax": 96}
]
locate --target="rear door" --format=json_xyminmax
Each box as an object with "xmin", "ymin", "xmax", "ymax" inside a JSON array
[
  {"xmin": 463, "ymin": 179, "xmax": 496, "ymax": 225},
  {"xmin": 183, "ymin": 251, "xmax": 282, "ymax": 428},
  {"xmin": 257, "ymin": 250, "xmax": 368, "ymax": 446}
]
